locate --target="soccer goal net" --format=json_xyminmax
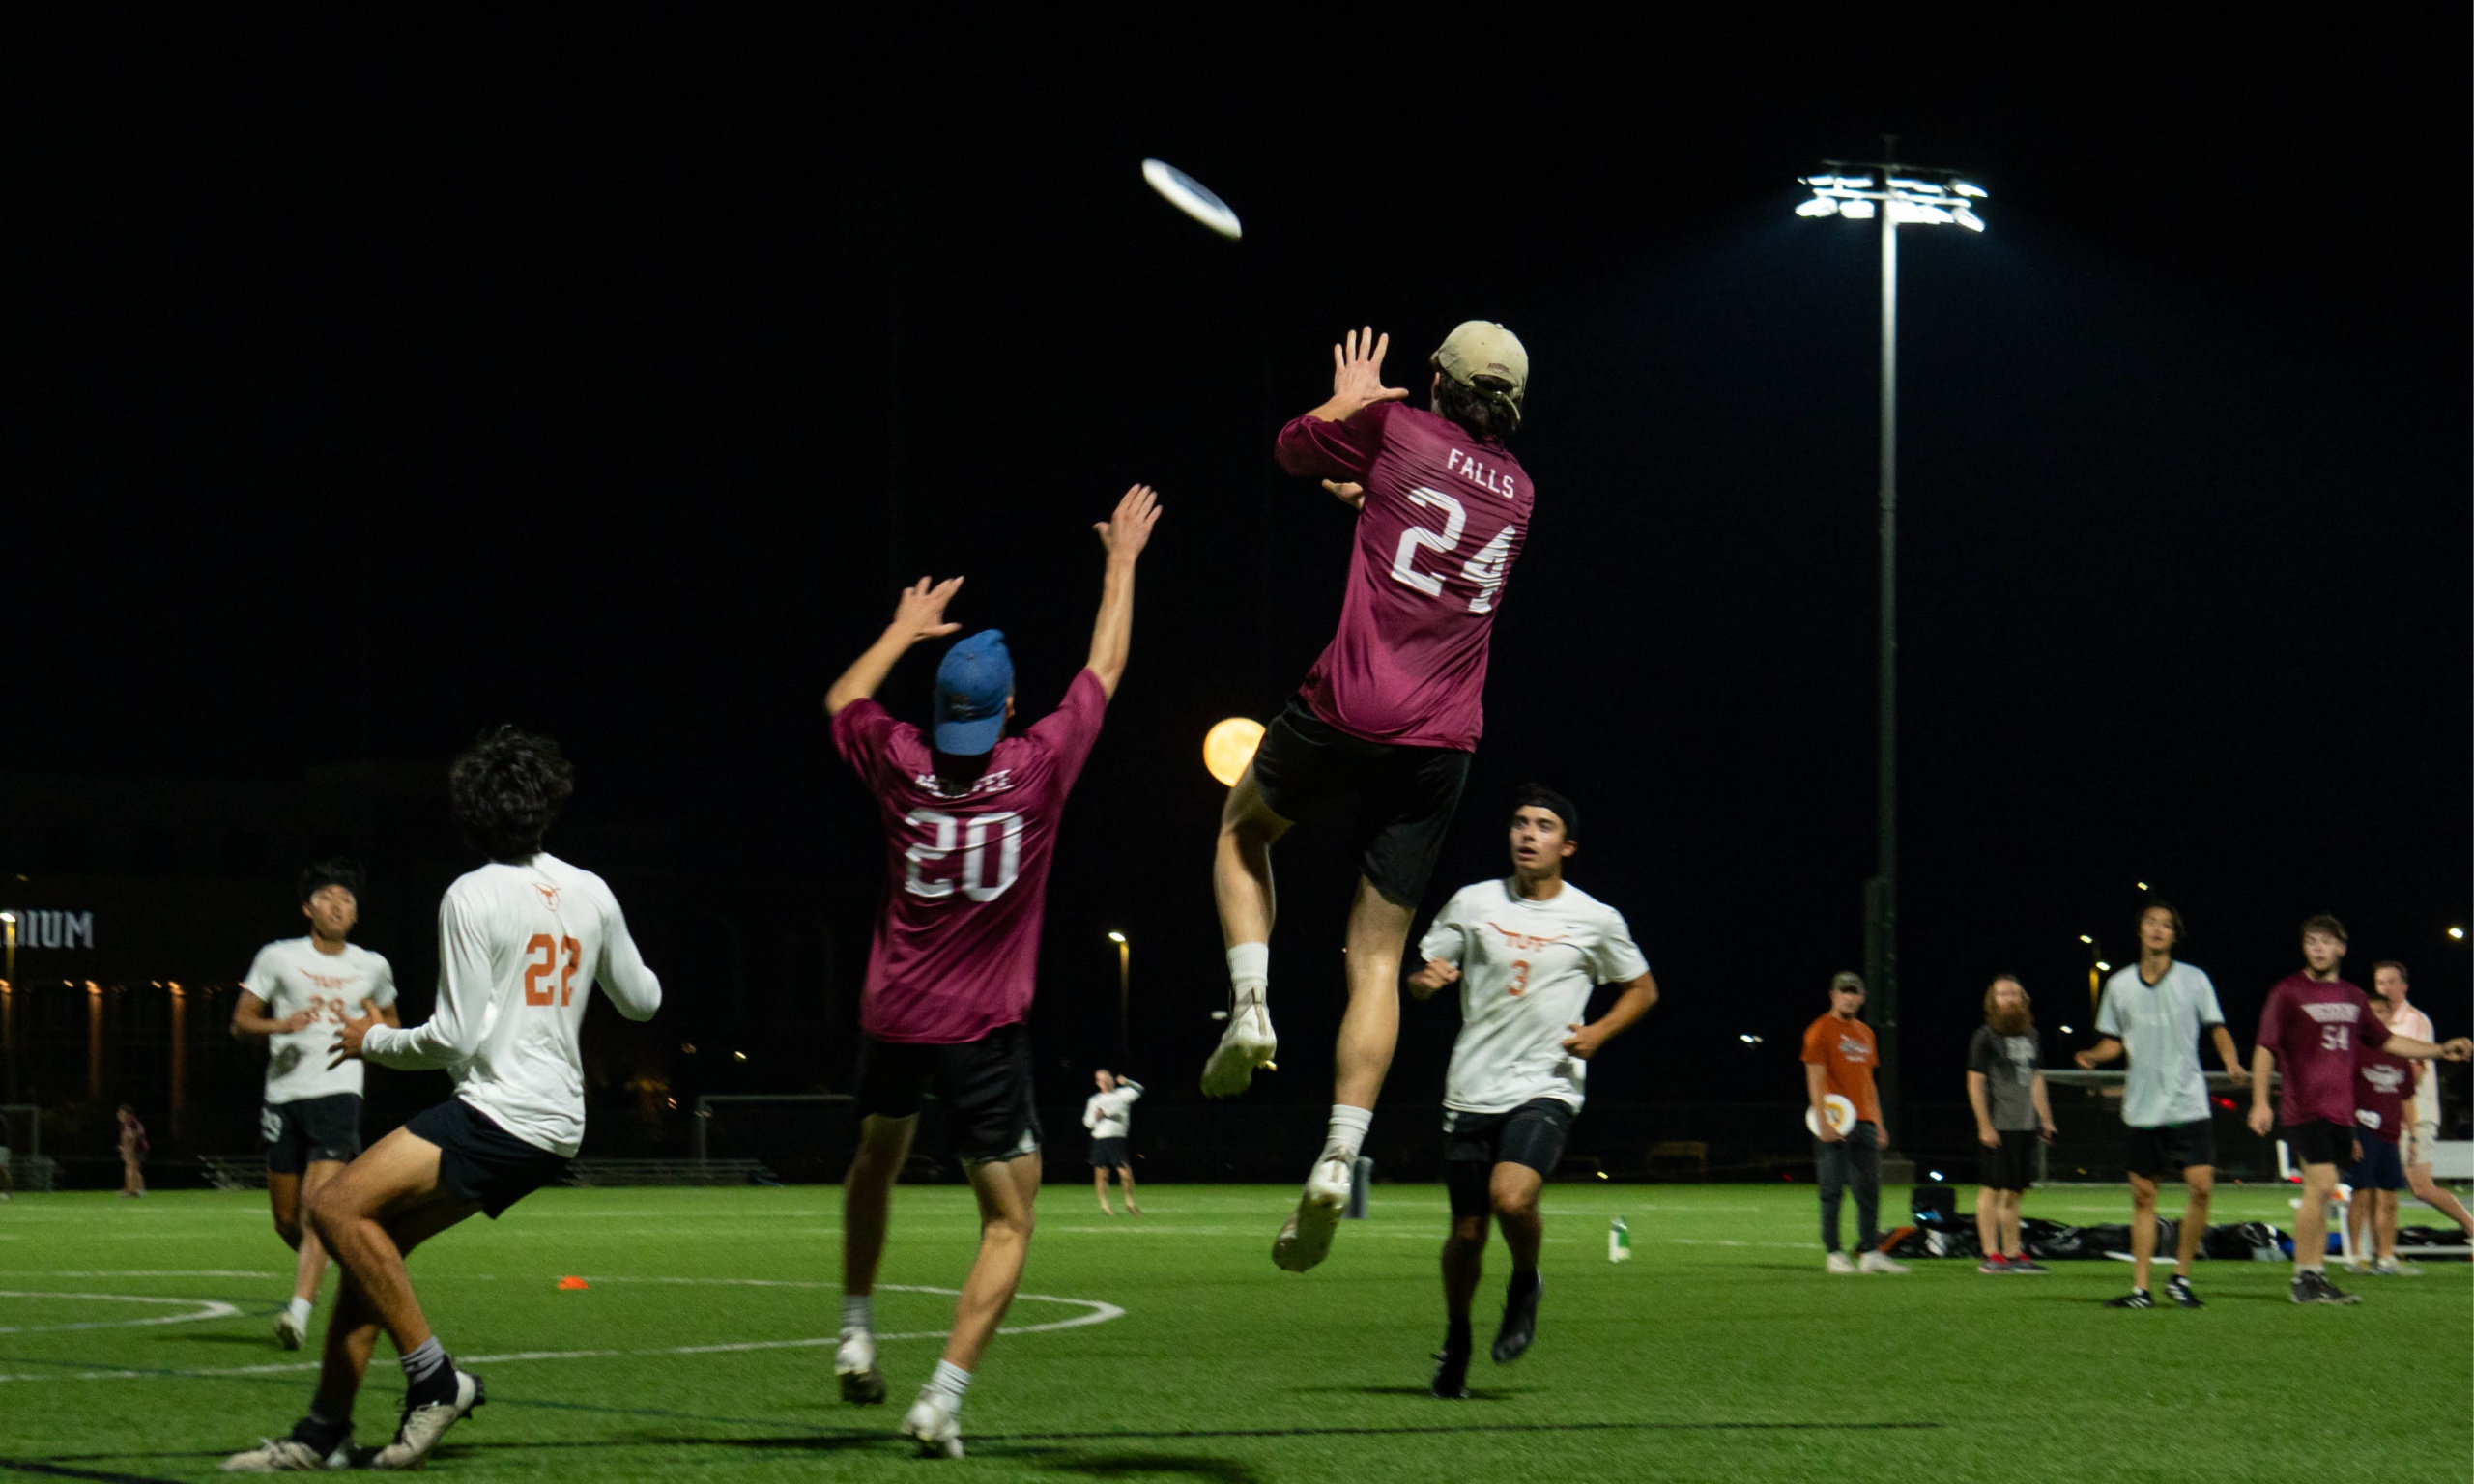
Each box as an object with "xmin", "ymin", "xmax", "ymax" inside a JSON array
[{"xmin": 0, "ymin": 1104, "xmax": 52, "ymax": 1192}]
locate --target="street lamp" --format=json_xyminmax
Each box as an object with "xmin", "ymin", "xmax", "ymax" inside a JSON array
[
  {"xmin": 1796, "ymin": 144, "xmax": 1987, "ymax": 1150},
  {"xmin": 1108, "ymin": 931, "xmax": 1130, "ymax": 1069}
]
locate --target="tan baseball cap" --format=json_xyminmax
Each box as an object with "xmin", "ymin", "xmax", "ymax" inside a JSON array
[
  {"xmin": 1433, "ymin": 321, "xmax": 1529, "ymax": 404},
  {"xmin": 1830, "ymin": 971, "xmax": 1867, "ymax": 992}
]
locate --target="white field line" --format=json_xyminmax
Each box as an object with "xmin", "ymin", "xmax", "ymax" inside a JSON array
[
  {"xmin": 0, "ymin": 1292, "xmax": 242, "ymax": 1334},
  {"xmin": 0, "ymin": 1279, "xmax": 1120, "ymax": 1384}
]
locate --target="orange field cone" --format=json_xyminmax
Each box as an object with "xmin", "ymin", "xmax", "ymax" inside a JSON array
[{"xmin": 557, "ymin": 1275, "xmax": 590, "ymax": 1291}]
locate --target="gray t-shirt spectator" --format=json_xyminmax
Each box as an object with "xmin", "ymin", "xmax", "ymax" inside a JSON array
[
  {"xmin": 2094, "ymin": 962, "xmax": 2226, "ymax": 1127},
  {"xmin": 1967, "ymin": 1025, "xmax": 2042, "ymax": 1130}
]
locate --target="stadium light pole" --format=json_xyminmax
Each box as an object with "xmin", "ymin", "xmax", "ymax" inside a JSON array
[
  {"xmin": 1796, "ymin": 146, "xmax": 1985, "ymax": 1152},
  {"xmin": 1, "ymin": 912, "xmax": 14, "ymax": 1103},
  {"xmin": 1108, "ymin": 931, "xmax": 1130, "ymax": 1070}
]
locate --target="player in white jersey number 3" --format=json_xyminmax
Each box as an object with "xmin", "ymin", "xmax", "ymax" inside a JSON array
[
  {"xmin": 223, "ymin": 729, "xmax": 662, "ymax": 1472},
  {"xmin": 1406, "ymin": 785, "xmax": 1658, "ymax": 1399},
  {"xmin": 232, "ymin": 860, "xmax": 400, "ymax": 1351}
]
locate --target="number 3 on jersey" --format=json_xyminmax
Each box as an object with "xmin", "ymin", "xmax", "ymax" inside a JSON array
[
  {"xmin": 1389, "ymin": 486, "xmax": 1517, "ymax": 614},
  {"xmin": 524, "ymin": 934, "xmax": 582, "ymax": 1007},
  {"xmin": 904, "ymin": 809, "xmax": 1024, "ymax": 902}
]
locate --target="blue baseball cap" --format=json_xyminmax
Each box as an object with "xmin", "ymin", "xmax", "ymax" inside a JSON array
[{"xmin": 933, "ymin": 630, "xmax": 1013, "ymax": 755}]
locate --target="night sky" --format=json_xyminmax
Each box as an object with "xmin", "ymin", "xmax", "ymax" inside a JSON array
[{"xmin": 10, "ymin": 20, "xmax": 2467, "ymax": 1137}]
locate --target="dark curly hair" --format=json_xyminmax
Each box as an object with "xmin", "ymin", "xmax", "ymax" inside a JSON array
[
  {"xmin": 298, "ymin": 858, "xmax": 363, "ymax": 903},
  {"xmin": 1432, "ymin": 365, "xmax": 1522, "ymax": 442},
  {"xmin": 449, "ymin": 727, "xmax": 574, "ymax": 862}
]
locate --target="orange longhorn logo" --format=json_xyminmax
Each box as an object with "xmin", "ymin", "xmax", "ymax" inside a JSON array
[
  {"xmin": 532, "ymin": 884, "xmax": 562, "ymax": 910},
  {"xmin": 1487, "ymin": 922, "xmax": 1569, "ymax": 953}
]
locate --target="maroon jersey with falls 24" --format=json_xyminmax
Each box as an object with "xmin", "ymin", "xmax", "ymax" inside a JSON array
[{"xmin": 1276, "ymin": 401, "xmax": 1533, "ymax": 752}]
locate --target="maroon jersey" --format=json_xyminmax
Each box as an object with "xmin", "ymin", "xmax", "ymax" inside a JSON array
[
  {"xmin": 830, "ymin": 670, "xmax": 1106, "ymax": 1043},
  {"xmin": 2353, "ymin": 1038, "xmax": 2412, "ymax": 1140},
  {"xmin": 1275, "ymin": 402, "xmax": 1533, "ymax": 750},
  {"xmin": 2255, "ymin": 974, "xmax": 2391, "ymax": 1127}
]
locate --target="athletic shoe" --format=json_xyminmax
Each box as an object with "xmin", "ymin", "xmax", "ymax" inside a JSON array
[
  {"xmin": 1856, "ymin": 1250, "xmax": 1910, "ymax": 1275},
  {"xmin": 836, "ymin": 1330, "xmax": 887, "ymax": 1406},
  {"xmin": 2368, "ymin": 1258, "xmax": 2423, "ymax": 1277},
  {"xmin": 1200, "ymin": 992, "xmax": 1278, "ymax": 1098},
  {"xmin": 1430, "ymin": 1347, "xmax": 1471, "ymax": 1400},
  {"xmin": 1270, "ymin": 1154, "xmax": 1354, "ymax": 1272},
  {"xmin": 368, "ymin": 1369, "xmax": 484, "ymax": 1471},
  {"xmin": 2164, "ymin": 1274, "xmax": 2203, "ymax": 1308},
  {"xmin": 1490, "ymin": 1272, "xmax": 1540, "ymax": 1363},
  {"xmin": 2103, "ymin": 1288, "xmax": 2153, "ymax": 1308},
  {"xmin": 2290, "ymin": 1270, "xmax": 2361, "ymax": 1305},
  {"xmin": 1824, "ymin": 1251, "xmax": 1858, "ymax": 1274},
  {"xmin": 1976, "ymin": 1255, "xmax": 2011, "ymax": 1274},
  {"xmin": 903, "ymin": 1390, "xmax": 964, "ymax": 1459},
  {"xmin": 273, "ymin": 1308, "xmax": 306, "ymax": 1351},
  {"xmin": 2006, "ymin": 1258, "xmax": 2050, "ymax": 1274},
  {"xmin": 219, "ymin": 1435, "xmax": 346, "ymax": 1472}
]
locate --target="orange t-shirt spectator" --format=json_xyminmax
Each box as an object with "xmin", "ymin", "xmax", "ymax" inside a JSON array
[{"xmin": 1801, "ymin": 1007, "xmax": 1883, "ymax": 1125}]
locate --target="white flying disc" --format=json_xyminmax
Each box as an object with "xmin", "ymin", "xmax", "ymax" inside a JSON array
[
  {"xmin": 1141, "ymin": 158, "xmax": 1242, "ymax": 241},
  {"xmin": 1803, "ymin": 1094, "xmax": 1857, "ymax": 1137}
]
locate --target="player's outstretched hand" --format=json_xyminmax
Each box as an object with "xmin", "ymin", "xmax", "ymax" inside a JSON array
[
  {"xmin": 2439, "ymin": 1037, "xmax": 2474, "ymax": 1063},
  {"xmin": 1321, "ymin": 480, "xmax": 1366, "ymax": 510},
  {"xmin": 328, "ymin": 1010, "xmax": 381, "ymax": 1069},
  {"xmin": 1404, "ymin": 958, "xmax": 1460, "ymax": 999},
  {"xmin": 2244, "ymin": 1103, "xmax": 2274, "ymax": 1137},
  {"xmin": 1094, "ymin": 484, "xmax": 1162, "ymax": 562},
  {"xmin": 1562, "ymin": 1021, "xmax": 1610, "ymax": 1061},
  {"xmin": 888, "ymin": 576, "xmax": 964, "ymax": 644},
  {"xmin": 1330, "ymin": 327, "xmax": 1409, "ymax": 415}
]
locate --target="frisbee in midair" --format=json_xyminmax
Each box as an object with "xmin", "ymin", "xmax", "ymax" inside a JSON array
[
  {"xmin": 1803, "ymin": 1094, "xmax": 1857, "ymax": 1137},
  {"xmin": 1142, "ymin": 158, "xmax": 1242, "ymax": 241}
]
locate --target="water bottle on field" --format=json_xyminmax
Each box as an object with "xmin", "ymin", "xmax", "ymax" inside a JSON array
[{"xmin": 1608, "ymin": 1215, "xmax": 1633, "ymax": 1263}]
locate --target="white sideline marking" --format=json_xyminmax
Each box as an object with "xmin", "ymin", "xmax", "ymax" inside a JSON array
[
  {"xmin": 0, "ymin": 1279, "xmax": 1122, "ymax": 1384},
  {"xmin": 0, "ymin": 1270, "xmax": 281, "ymax": 1279},
  {"xmin": 0, "ymin": 1291, "xmax": 241, "ymax": 1334}
]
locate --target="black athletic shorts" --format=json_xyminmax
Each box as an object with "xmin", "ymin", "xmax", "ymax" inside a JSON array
[
  {"xmin": 852, "ymin": 1022, "xmax": 1042, "ymax": 1164},
  {"xmin": 2281, "ymin": 1119, "xmax": 2360, "ymax": 1170},
  {"xmin": 1443, "ymin": 1098, "xmax": 1575, "ymax": 1217},
  {"xmin": 1087, "ymin": 1137, "xmax": 1128, "ymax": 1168},
  {"xmin": 1249, "ymin": 697, "xmax": 1472, "ymax": 909},
  {"xmin": 404, "ymin": 1098, "xmax": 570, "ymax": 1219},
  {"xmin": 1978, "ymin": 1128, "xmax": 2038, "ymax": 1192},
  {"xmin": 262, "ymin": 1092, "xmax": 363, "ymax": 1174},
  {"xmin": 2124, "ymin": 1118, "xmax": 2216, "ymax": 1180}
]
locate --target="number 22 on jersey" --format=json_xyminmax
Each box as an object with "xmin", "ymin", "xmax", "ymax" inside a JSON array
[{"xmin": 525, "ymin": 934, "xmax": 582, "ymax": 1007}]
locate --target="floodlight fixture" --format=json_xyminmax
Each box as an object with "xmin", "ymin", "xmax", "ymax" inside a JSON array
[{"xmin": 1797, "ymin": 158, "xmax": 1988, "ymax": 234}]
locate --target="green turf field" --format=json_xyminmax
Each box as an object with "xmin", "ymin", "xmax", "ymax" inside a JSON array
[{"xmin": 1, "ymin": 1183, "xmax": 2466, "ymax": 1482}]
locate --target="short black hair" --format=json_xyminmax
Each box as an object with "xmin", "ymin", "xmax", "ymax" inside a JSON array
[
  {"xmin": 449, "ymin": 727, "xmax": 575, "ymax": 862},
  {"xmin": 2140, "ymin": 900, "xmax": 2186, "ymax": 946},
  {"xmin": 2300, "ymin": 913, "xmax": 2347, "ymax": 944},
  {"xmin": 1510, "ymin": 783, "xmax": 1578, "ymax": 842},
  {"xmin": 298, "ymin": 858, "xmax": 363, "ymax": 904},
  {"xmin": 2372, "ymin": 959, "xmax": 2408, "ymax": 984}
]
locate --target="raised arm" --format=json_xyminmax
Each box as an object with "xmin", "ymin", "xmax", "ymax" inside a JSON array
[
  {"xmin": 341, "ymin": 897, "xmax": 493, "ymax": 1070},
  {"xmin": 1303, "ymin": 328, "xmax": 1409, "ymax": 423},
  {"xmin": 1083, "ymin": 484, "xmax": 1162, "ymax": 700},
  {"xmin": 824, "ymin": 576, "xmax": 965, "ymax": 717},
  {"xmin": 2380, "ymin": 1032, "xmax": 2474, "ymax": 1063},
  {"xmin": 1563, "ymin": 972, "xmax": 1658, "ymax": 1061}
]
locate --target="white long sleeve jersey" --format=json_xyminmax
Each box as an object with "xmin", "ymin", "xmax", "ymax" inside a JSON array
[
  {"xmin": 362, "ymin": 853, "xmax": 661, "ymax": 1156},
  {"xmin": 1082, "ymin": 1082, "xmax": 1142, "ymax": 1139}
]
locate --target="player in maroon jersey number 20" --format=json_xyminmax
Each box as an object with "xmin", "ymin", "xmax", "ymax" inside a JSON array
[
  {"xmin": 1203, "ymin": 323, "xmax": 1533, "ymax": 1273},
  {"xmin": 823, "ymin": 484, "xmax": 1161, "ymax": 1458}
]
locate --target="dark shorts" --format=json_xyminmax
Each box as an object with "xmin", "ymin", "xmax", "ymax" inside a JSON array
[
  {"xmin": 262, "ymin": 1093, "xmax": 363, "ymax": 1175},
  {"xmin": 853, "ymin": 1022, "xmax": 1042, "ymax": 1163},
  {"xmin": 404, "ymin": 1098, "xmax": 569, "ymax": 1219},
  {"xmin": 2282, "ymin": 1119, "xmax": 2358, "ymax": 1170},
  {"xmin": 2345, "ymin": 1128, "xmax": 2403, "ymax": 1191},
  {"xmin": 2125, "ymin": 1118, "xmax": 2215, "ymax": 1180},
  {"xmin": 1087, "ymin": 1137, "xmax": 1128, "ymax": 1169},
  {"xmin": 1443, "ymin": 1098, "xmax": 1575, "ymax": 1217},
  {"xmin": 1250, "ymin": 697, "xmax": 1472, "ymax": 908},
  {"xmin": 1979, "ymin": 1128, "xmax": 2038, "ymax": 1192}
]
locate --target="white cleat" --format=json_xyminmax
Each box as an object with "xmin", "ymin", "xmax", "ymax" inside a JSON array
[
  {"xmin": 836, "ymin": 1330, "xmax": 887, "ymax": 1405},
  {"xmin": 368, "ymin": 1369, "xmax": 484, "ymax": 1471},
  {"xmin": 903, "ymin": 1390, "xmax": 965, "ymax": 1459},
  {"xmin": 1271, "ymin": 1154, "xmax": 1354, "ymax": 1272},
  {"xmin": 220, "ymin": 1436, "xmax": 346, "ymax": 1472},
  {"xmin": 1825, "ymin": 1251, "xmax": 1858, "ymax": 1274},
  {"xmin": 273, "ymin": 1309, "xmax": 307, "ymax": 1351},
  {"xmin": 1201, "ymin": 993, "xmax": 1278, "ymax": 1098},
  {"xmin": 1857, "ymin": 1250, "xmax": 1910, "ymax": 1275}
]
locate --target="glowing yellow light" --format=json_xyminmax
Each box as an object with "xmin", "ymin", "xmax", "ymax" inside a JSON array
[
  {"xmin": 2137, "ymin": 881, "xmax": 2149, "ymax": 891},
  {"xmin": 1108, "ymin": 931, "xmax": 1126, "ymax": 944},
  {"xmin": 2078, "ymin": 935, "xmax": 2092, "ymax": 945},
  {"xmin": 1203, "ymin": 717, "xmax": 1267, "ymax": 787},
  {"xmin": 2452, "ymin": 928, "xmax": 2466, "ymax": 941}
]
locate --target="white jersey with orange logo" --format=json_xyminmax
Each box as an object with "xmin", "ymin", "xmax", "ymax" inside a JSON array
[
  {"xmin": 243, "ymin": 938, "xmax": 398, "ymax": 1104},
  {"xmin": 1420, "ymin": 878, "xmax": 1649, "ymax": 1117},
  {"xmin": 361, "ymin": 852, "xmax": 661, "ymax": 1156}
]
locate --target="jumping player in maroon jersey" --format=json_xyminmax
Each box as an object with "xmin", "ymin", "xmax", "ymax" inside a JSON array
[
  {"xmin": 2245, "ymin": 914, "xmax": 2469, "ymax": 1304},
  {"xmin": 823, "ymin": 484, "xmax": 1160, "ymax": 1458},
  {"xmin": 1202, "ymin": 323, "xmax": 1533, "ymax": 1272}
]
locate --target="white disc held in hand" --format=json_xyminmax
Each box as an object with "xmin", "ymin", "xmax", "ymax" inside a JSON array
[{"xmin": 1804, "ymin": 1094, "xmax": 1856, "ymax": 1136}]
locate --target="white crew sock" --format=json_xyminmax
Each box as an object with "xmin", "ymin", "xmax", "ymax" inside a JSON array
[
  {"xmin": 287, "ymin": 1296, "xmax": 313, "ymax": 1325},
  {"xmin": 925, "ymin": 1359, "xmax": 972, "ymax": 1405},
  {"xmin": 842, "ymin": 1294, "xmax": 873, "ymax": 1334},
  {"xmin": 1325, "ymin": 1104, "xmax": 1372, "ymax": 1162},
  {"xmin": 1227, "ymin": 943, "xmax": 1269, "ymax": 1002}
]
